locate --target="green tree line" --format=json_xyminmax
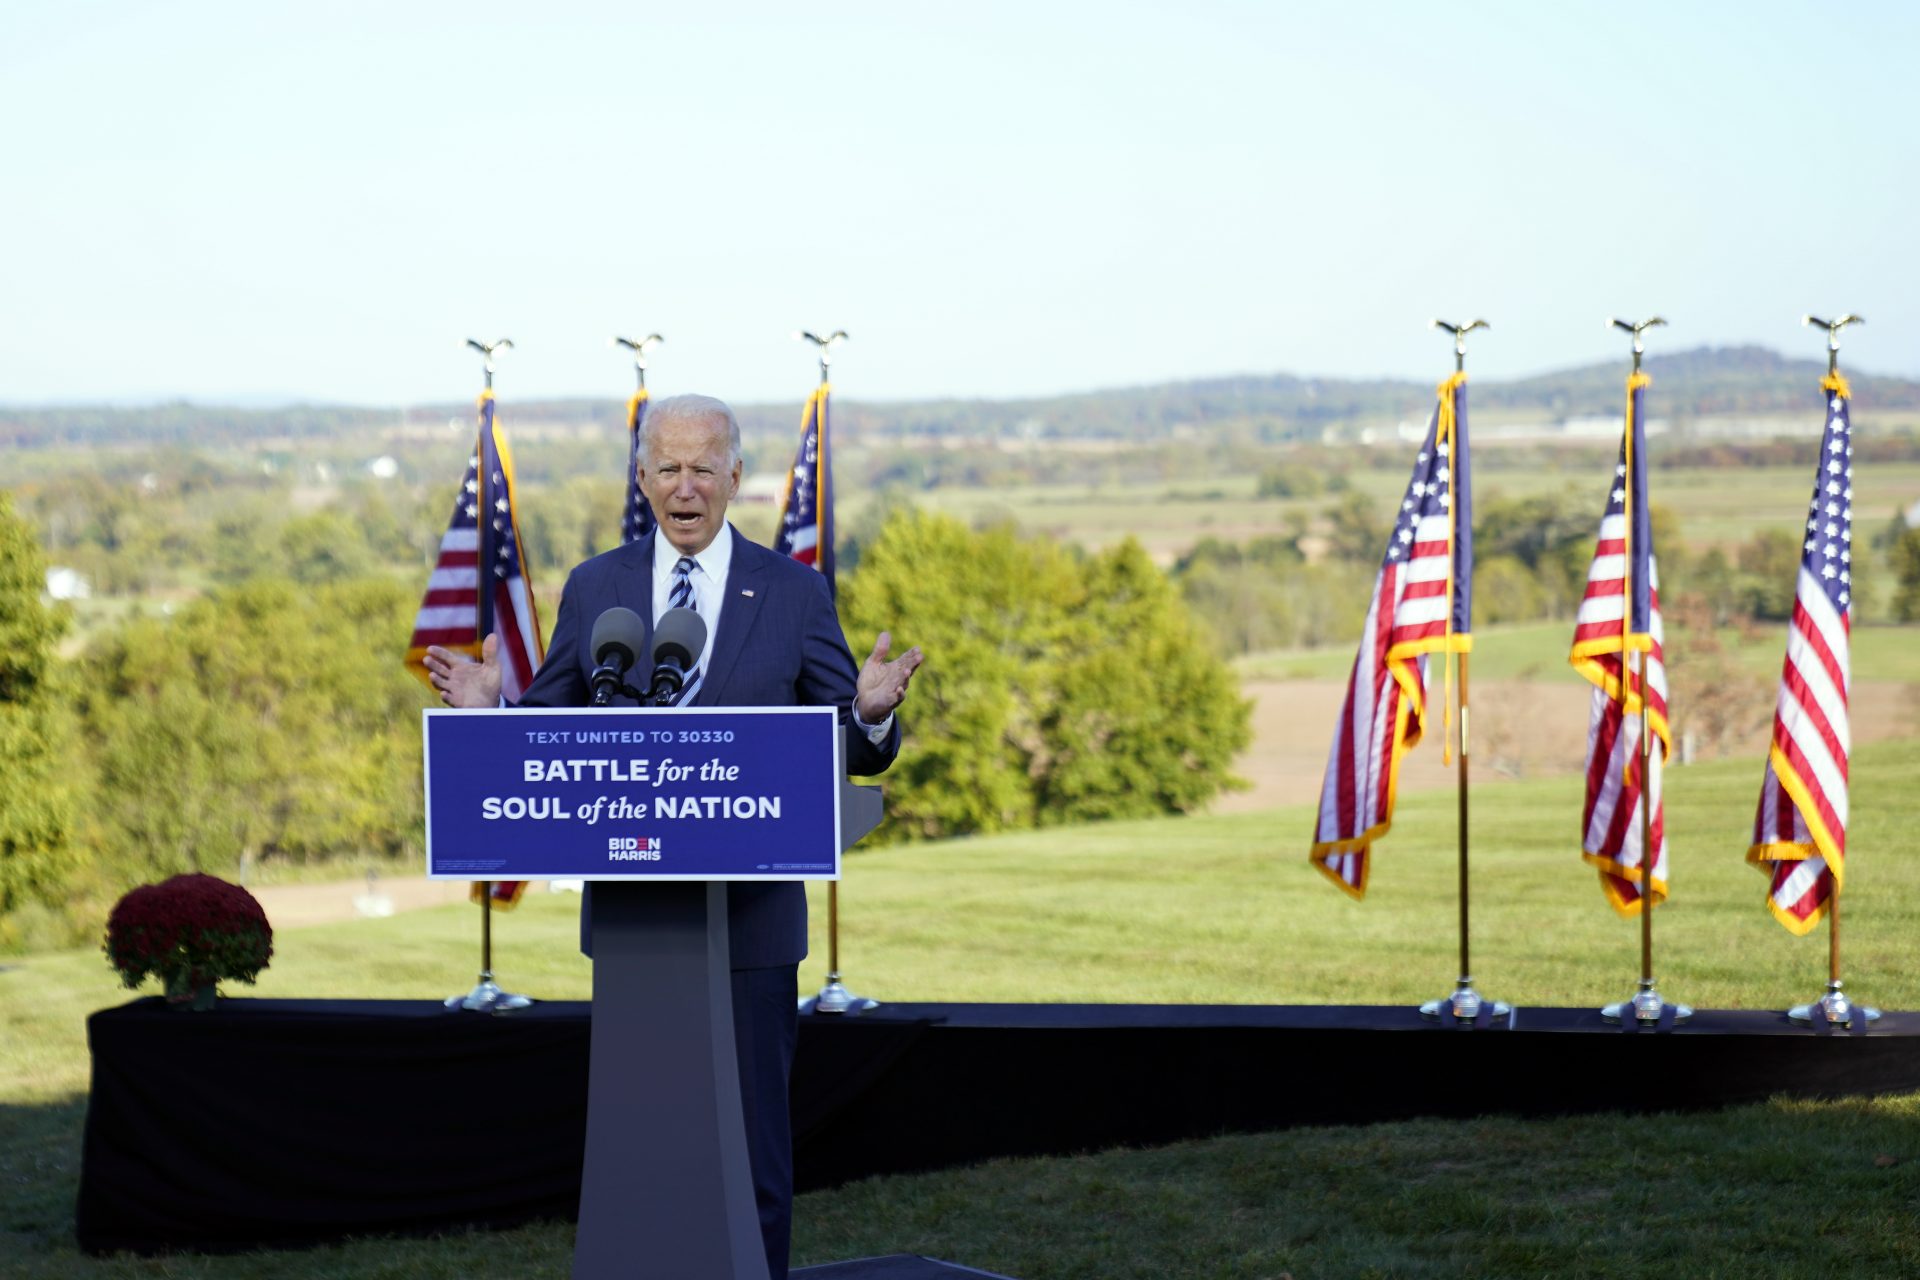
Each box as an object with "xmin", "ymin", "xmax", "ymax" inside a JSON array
[
  {"xmin": 0, "ymin": 497, "xmax": 1252, "ymax": 951},
  {"xmin": 7, "ymin": 423, "xmax": 1920, "ymax": 949},
  {"xmin": 1174, "ymin": 483, "xmax": 1920, "ymax": 659},
  {"xmin": 0, "ymin": 492, "xmax": 435, "ymax": 950}
]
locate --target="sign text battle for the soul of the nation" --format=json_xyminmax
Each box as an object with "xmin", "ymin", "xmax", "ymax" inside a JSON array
[{"xmin": 479, "ymin": 733, "xmax": 781, "ymax": 825}]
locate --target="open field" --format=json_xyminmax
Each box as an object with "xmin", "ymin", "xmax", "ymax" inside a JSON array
[
  {"xmin": 6, "ymin": 740, "xmax": 1920, "ymax": 1276},
  {"xmin": 822, "ymin": 460, "xmax": 1920, "ymax": 567},
  {"xmin": 1224, "ymin": 620, "xmax": 1920, "ymax": 812}
]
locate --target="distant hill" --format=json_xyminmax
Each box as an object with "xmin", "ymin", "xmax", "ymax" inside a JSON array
[
  {"xmin": 1484, "ymin": 345, "xmax": 1920, "ymax": 420},
  {"xmin": 4, "ymin": 345, "xmax": 1917, "ymax": 451},
  {"xmin": 832, "ymin": 346, "xmax": 1920, "ymax": 443}
]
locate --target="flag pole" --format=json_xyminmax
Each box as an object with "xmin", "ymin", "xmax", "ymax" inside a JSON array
[
  {"xmin": 445, "ymin": 338, "xmax": 532, "ymax": 1014},
  {"xmin": 612, "ymin": 333, "xmax": 664, "ymax": 396},
  {"xmin": 1419, "ymin": 321, "xmax": 1506, "ymax": 1024},
  {"xmin": 1636, "ymin": 655, "xmax": 1655, "ymax": 989},
  {"xmin": 793, "ymin": 330, "xmax": 875, "ymax": 1016},
  {"xmin": 1787, "ymin": 313, "xmax": 1879, "ymax": 1028},
  {"xmin": 1599, "ymin": 318, "xmax": 1689, "ymax": 1027},
  {"xmin": 1793, "ymin": 890, "xmax": 1883, "ymax": 1025},
  {"xmin": 612, "ymin": 333, "xmax": 664, "ymax": 548}
]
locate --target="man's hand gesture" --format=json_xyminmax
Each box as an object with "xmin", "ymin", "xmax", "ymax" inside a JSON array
[
  {"xmin": 424, "ymin": 634, "xmax": 504, "ymax": 708},
  {"xmin": 854, "ymin": 631, "xmax": 923, "ymax": 725}
]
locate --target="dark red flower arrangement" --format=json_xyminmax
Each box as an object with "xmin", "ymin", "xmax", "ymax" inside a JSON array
[{"xmin": 104, "ymin": 873, "xmax": 274, "ymax": 1002}]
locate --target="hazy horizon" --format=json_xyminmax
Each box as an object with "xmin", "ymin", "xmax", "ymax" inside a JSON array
[{"xmin": 4, "ymin": 339, "xmax": 1909, "ymax": 416}]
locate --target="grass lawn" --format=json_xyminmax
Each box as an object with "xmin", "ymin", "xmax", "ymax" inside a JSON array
[
  {"xmin": 5, "ymin": 740, "xmax": 1920, "ymax": 1277},
  {"xmin": 1237, "ymin": 621, "xmax": 1605, "ymax": 683}
]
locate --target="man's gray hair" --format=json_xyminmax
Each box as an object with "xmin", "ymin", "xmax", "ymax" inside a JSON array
[{"xmin": 639, "ymin": 393, "xmax": 742, "ymax": 466}]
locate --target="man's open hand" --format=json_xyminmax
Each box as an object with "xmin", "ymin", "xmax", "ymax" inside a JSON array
[
  {"xmin": 423, "ymin": 633, "xmax": 504, "ymax": 708},
  {"xmin": 854, "ymin": 631, "xmax": 923, "ymax": 725}
]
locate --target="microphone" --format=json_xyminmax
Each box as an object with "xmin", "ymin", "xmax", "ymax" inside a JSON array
[
  {"xmin": 588, "ymin": 607, "xmax": 647, "ymax": 706},
  {"xmin": 647, "ymin": 607, "xmax": 707, "ymax": 704}
]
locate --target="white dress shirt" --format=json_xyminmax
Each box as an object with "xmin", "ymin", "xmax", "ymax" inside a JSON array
[{"xmin": 650, "ymin": 523, "xmax": 732, "ymax": 705}]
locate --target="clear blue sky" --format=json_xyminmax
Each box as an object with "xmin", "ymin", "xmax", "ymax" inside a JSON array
[{"xmin": 3, "ymin": 2, "xmax": 1914, "ymax": 406}]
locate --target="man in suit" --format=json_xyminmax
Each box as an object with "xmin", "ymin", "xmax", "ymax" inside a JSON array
[{"xmin": 424, "ymin": 393, "xmax": 921, "ymax": 1280}]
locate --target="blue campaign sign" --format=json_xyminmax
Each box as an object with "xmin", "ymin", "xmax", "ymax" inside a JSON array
[{"xmin": 424, "ymin": 706, "xmax": 844, "ymax": 881}]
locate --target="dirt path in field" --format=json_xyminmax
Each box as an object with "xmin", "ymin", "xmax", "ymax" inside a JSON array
[
  {"xmin": 1217, "ymin": 676, "xmax": 1920, "ymax": 815},
  {"xmin": 247, "ymin": 875, "xmax": 485, "ymax": 928},
  {"xmin": 1211, "ymin": 678, "xmax": 1593, "ymax": 815},
  {"xmin": 252, "ymin": 677, "xmax": 1918, "ymax": 929}
]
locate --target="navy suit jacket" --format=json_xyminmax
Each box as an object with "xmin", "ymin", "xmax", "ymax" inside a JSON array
[{"xmin": 519, "ymin": 525, "xmax": 899, "ymax": 968}]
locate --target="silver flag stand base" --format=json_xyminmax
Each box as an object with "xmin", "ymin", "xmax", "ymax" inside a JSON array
[
  {"xmin": 800, "ymin": 973, "xmax": 879, "ymax": 1016},
  {"xmin": 445, "ymin": 973, "xmax": 534, "ymax": 1013},
  {"xmin": 1419, "ymin": 979, "xmax": 1510, "ymax": 1023},
  {"xmin": 1788, "ymin": 981, "xmax": 1881, "ymax": 1028},
  {"xmin": 1601, "ymin": 979, "xmax": 1691, "ymax": 1026}
]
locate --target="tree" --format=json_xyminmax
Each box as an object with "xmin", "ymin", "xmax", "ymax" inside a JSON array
[
  {"xmin": 1256, "ymin": 464, "xmax": 1324, "ymax": 499},
  {"xmin": 1176, "ymin": 557, "xmax": 1297, "ymax": 655},
  {"xmin": 0, "ymin": 494, "xmax": 79, "ymax": 937},
  {"xmin": 75, "ymin": 577, "xmax": 429, "ymax": 884},
  {"xmin": 277, "ymin": 510, "xmax": 377, "ymax": 584},
  {"xmin": 1323, "ymin": 491, "xmax": 1388, "ymax": 564},
  {"xmin": 1473, "ymin": 554, "xmax": 1546, "ymax": 625},
  {"xmin": 1662, "ymin": 594, "xmax": 1770, "ymax": 760},
  {"xmin": 1173, "ymin": 537, "xmax": 1309, "ymax": 654},
  {"xmin": 839, "ymin": 511, "xmax": 1250, "ymax": 842},
  {"xmin": 1040, "ymin": 540, "xmax": 1250, "ymax": 822},
  {"xmin": 1476, "ymin": 488, "xmax": 1596, "ymax": 618},
  {"xmin": 1890, "ymin": 524, "xmax": 1920, "ymax": 622},
  {"xmin": 1675, "ymin": 546, "xmax": 1741, "ymax": 625},
  {"xmin": 1723, "ymin": 528, "xmax": 1801, "ymax": 621},
  {"xmin": 838, "ymin": 514, "xmax": 1070, "ymax": 839}
]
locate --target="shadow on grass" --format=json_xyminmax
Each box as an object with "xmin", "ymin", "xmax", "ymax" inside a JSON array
[
  {"xmin": 7, "ymin": 1089, "xmax": 1920, "ymax": 1279},
  {"xmin": 0, "ymin": 1094, "xmax": 578, "ymax": 1280},
  {"xmin": 0, "ymin": 1095, "xmax": 87, "ymax": 1270},
  {"xmin": 797, "ymin": 1095, "xmax": 1920, "ymax": 1280}
]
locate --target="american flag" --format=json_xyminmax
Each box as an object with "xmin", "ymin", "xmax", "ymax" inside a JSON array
[
  {"xmin": 621, "ymin": 389, "xmax": 656, "ymax": 544},
  {"xmin": 772, "ymin": 384, "xmax": 835, "ymax": 590},
  {"xmin": 1311, "ymin": 374, "xmax": 1472, "ymax": 898},
  {"xmin": 404, "ymin": 393, "xmax": 545, "ymax": 909},
  {"xmin": 1568, "ymin": 372, "xmax": 1670, "ymax": 915},
  {"xmin": 1747, "ymin": 375, "xmax": 1854, "ymax": 934}
]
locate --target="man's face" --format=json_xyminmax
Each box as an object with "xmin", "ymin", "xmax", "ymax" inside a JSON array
[{"xmin": 639, "ymin": 413, "xmax": 742, "ymax": 555}]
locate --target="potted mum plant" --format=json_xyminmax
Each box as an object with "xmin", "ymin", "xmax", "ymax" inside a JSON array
[{"xmin": 104, "ymin": 873, "xmax": 274, "ymax": 1011}]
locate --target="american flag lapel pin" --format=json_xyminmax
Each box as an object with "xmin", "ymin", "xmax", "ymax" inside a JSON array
[{"xmin": 741, "ymin": 589, "xmax": 755, "ymax": 598}]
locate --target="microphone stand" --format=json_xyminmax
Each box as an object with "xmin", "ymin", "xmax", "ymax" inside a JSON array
[
  {"xmin": 585, "ymin": 661, "xmax": 686, "ymax": 707},
  {"xmin": 590, "ymin": 665, "xmax": 641, "ymax": 707},
  {"xmin": 645, "ymin": 660, "xmax": 694, "ymax": 707}
]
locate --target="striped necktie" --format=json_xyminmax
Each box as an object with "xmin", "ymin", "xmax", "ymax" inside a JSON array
[
  {"xmin": 669, "ymin": 555, "xmax": 697, "ymax": 611},
  {"xmin": 669, "ymin": 555, "xmax": 699, "ymax": 703}
]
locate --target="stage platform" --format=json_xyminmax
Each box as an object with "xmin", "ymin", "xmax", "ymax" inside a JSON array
[{"xmin": 76, "ymin": 998, "xmax": 1920, "ymax": 1256}]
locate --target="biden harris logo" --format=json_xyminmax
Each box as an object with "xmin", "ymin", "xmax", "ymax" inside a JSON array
[{"xmin": 608, "ymin": 837, "xmax": 662, "ymax": 863}]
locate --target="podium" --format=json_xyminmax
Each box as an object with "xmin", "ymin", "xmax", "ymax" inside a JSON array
[{"xmin": 423, "ymin": 707, "xmax": 883, "ymax": 1280}]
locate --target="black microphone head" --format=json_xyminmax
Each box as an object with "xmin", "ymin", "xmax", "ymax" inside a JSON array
[
  {"xmin": 590, "ymin": 606, "xmax": 647, "ymax": 672},
  {"xmin": 651, "ymin": 606, "xmax": 707, "ymax": 671}
]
